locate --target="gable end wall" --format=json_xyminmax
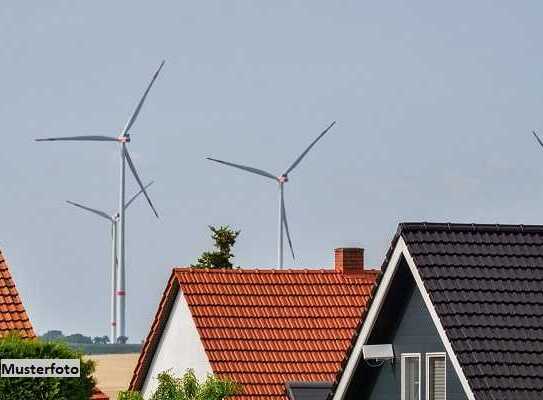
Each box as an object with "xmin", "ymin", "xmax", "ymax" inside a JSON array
[
  {"xmin": 141, "ymin": 290, "xmax": 212, "ymax": 398},
  {"xmin": 356, "ymin": 259, "xmax": 467, "ymax": 400}
]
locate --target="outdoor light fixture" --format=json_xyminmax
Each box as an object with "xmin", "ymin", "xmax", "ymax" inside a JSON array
[{"xmin": 362, "ymin": 344, "xmax": 394, "ymax": 363}]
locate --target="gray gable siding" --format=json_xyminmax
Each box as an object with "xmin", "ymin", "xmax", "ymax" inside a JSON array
[
  {"xmin": 366, "ymin": 260, "xmax": 467, "ymax": 400},
  {"xmin": 343, "ymin": 258, "xmax": 468, "ymax": 400},
  {"xmin": 369, "ymin": 282, "xmax": 465, "ymax": 400}
]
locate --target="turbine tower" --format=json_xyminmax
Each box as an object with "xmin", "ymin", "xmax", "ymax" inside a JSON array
[
  {"xmin": 36, "ymin": 62, "xmax": 164, "ymax": 342},
  {"xmin": 66, "ymin": 182, "xmax": 153, "ymax": 343},
  {"xmin": 207, "ymin": 121, "xmax": 336, "ymax": 268}
]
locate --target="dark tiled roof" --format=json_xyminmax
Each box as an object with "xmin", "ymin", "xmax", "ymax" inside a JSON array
[
  {"xmin": 0, "ymin": 250, "xmax": 35, "ymax": 338},
  {"xmin": 130, "ymin": 267, "xmax": 379, "ymax": 400},
  {"xmin": 285, "ymin": 381, "xmax": 333, "ymax": 400},
  {"xmin": 399, "ymin": 222, "xmax": 543, "ymax": 400}
]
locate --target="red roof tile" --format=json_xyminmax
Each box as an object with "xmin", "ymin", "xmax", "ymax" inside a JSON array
[
  {"xmin": 0, "ymin": 250, "xmax": 34, "ymax": 339},
  {"xmin": 130, "ymin": 268, "xmax": 379, "ymax": 400},
  {"xmin": 90, "ymin": 387, "xmax": 109, "ymax": 400}
]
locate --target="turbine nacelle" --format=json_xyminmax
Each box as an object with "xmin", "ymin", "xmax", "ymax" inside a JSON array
[
  {"xmin": 207, "ymin": 120, "xmax": 336, "ymax": 267},
  {"xmin": 66, "ymin": 181, "xmax": 153, "ymax": 224},
  {"xmin": 118, "ymin": 135, "xmax": 130, "ymax": 143}
]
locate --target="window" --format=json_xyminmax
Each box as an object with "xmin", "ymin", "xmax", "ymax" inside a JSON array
[
  {"xmin": 401, "ymin": 354, "xmax": 421, "ymax": 400},
  {"xmin": 426, "ymin": 353, "xmax": 446, "ymax": 400}
]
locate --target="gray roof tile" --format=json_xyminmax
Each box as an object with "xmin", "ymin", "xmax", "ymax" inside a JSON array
[{"xmin": 398, "ymin": 222, "xmax": 543, "ymax": 398}]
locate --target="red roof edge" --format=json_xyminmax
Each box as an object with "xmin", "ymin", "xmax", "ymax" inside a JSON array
[
  {"xmin": 90, "ymin": 387, "xmax": 109, "ymax": 400},
  {"xmin": 129, "ymin": 270, "xmax": 180, "ymax": 391},
  {"xmin": 0, "ymin": 250, "xmax": 36, "ymax": 339}
]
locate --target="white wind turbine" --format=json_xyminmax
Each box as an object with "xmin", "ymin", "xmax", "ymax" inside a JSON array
[
  {"xmin": 66, "ymin": 182, "xmax": 153, "ymax": 343},
  {"xmin": 35, "ymin": 61, "xmax": 164, "ymax": 342},
  {"xmin": 207, "ymin": 121, "xmax": 336, "ymax": 268}
]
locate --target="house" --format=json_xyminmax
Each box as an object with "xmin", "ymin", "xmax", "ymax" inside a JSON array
[
  {"xmin": 0, "ymin": 249, "xmax": 35, "ymax": 338},
  {"xmin": 331, "ymin": 222, "xmax": 543, "ymax": 400},
  {"xmin": 129, "ymin": 248, "xmax": 380, "ymax": 399}
]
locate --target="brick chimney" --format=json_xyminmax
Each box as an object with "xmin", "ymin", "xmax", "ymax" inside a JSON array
[{"xmin": 335, "ymin": 248, "xmax": 364, "ymax": 273}]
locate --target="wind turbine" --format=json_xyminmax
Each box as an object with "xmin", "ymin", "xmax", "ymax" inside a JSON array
[
  {"xmin": 66, "ymin": 182, "xmax": 153, "ymax": 343},
  {"xmin": 533, "ymin": 130, "xmax": 543, "ymax": 149},
  {"xmin": 207, "ymin": 121, "xmax": 336, "ymax": 268},
  {"xmin": 35, "ymin": 61, "xmax": 164, "ymax": 342}
]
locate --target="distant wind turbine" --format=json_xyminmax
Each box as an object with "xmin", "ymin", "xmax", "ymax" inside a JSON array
[
  {"xmin": 35, "ymin": 61, "xmax": 164, "ymax": 342},
  {"xmin": 66, "ymin": 182, "xmax": 153, "ymax": 343},
  {"xmin": 207, "ymin": 121, "xmax": 336, "ymax": 268},
  {"xmin": 533, "ymin": 130, "xmax": 543, "ymax": 149}
]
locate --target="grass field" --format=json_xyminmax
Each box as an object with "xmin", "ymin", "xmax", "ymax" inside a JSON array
[{"xmin": 88, "ymin": 353, "xmax": 140, "ymax": 399}]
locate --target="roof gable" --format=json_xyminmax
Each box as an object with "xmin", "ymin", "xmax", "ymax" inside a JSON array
[
  {"xmin": 401, "ymin": 223, "xmax": 543, "ymax": 400},
  {"xmin": 0, "ymin": 250, "xmax": 34, "ymax": 338},
  {"xmin": 131, "ymin": 267, "xmax": 379, "ymax": 400},
  {"xmin": 332, "ymin": 222, "xmax": 543, "ymax": 400}
]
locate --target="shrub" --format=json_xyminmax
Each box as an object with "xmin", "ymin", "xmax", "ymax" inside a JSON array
[
  {"xmin": 118, "ymin": 369, "xmax": 240, "ymax": 400},
  {"xmin": 0, "ymin": 333, "xmax": 95, "ymax": 400},
  {"xmin": 118, "ymin": 391, "xmax": 144, "ymax": 400}
]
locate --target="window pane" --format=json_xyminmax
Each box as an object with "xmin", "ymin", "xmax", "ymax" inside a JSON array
[
  {"xmin": 429, "ymin": 356, "xmax": 446, "ymax": 400},
  {"xmin": 403, "ymin": 356, "xmax": 420, "ymax": 400}
]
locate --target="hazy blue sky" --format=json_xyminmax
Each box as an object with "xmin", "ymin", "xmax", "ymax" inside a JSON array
[{"xmin": 1, "ymin": 2, "xmax": 543, "ymax": 341}]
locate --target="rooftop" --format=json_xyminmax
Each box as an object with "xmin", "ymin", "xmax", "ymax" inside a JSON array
[
  {"xmin": 131, "ymin": 255, "xmax": 379, "ymax": 400},
  {"xmin": 386, "ymin": 222, "xmax": 543, "ymax": 400}
]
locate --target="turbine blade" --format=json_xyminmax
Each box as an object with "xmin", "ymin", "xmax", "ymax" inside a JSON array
[
  {"xmin": 533, "ymin": 131, "xmax": 543, "ymax": 149},
  {"xmin": 123, "ymin": 148, "xmax": 159, "ymax": 218},
  {"xmin": 284, "ymin": 121, "xmax": 336, "ymax": 175},
  {"xmin": 206, "ymin": 157, "xmax": 277, "ymax": 181},
  {"xmin": 35, "ymin": 135, "xmax": 119, "ymax": 142},
  {"xmin": 66, "ymin": 200, "xmax": 113, "ymax": 222},
  {"xmin": 125, "ymin": 181, "xmax": 154, "ymax": 209},
  {"xmin": 122, "ymin": 60, "xmax": 165, "ymax": 136},
  {"xmin": 281, "ymin": 195, "xmax": 295, "ymax": 260}
]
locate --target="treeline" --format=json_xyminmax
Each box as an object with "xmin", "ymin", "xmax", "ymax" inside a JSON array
[{"xmin": 40, "ymin": 330, "xmax": 110, "ymax": 344}]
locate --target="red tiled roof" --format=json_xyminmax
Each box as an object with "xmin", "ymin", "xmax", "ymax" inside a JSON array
[
  {"xmin": 0, "ymin": 250, "xmax": 34, "ymax": 338},
  {"xmin": 90, "ymin": 387, "xmax": 109, "ymax": 400},
  {"xmin": 130, "ymin": 267, "xmax": 379, "ymax": 400}
]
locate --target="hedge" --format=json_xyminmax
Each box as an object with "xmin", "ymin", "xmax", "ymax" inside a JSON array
[{"xmin": 0, "ymin": 333, "xmax": 95, "ymax": 400}]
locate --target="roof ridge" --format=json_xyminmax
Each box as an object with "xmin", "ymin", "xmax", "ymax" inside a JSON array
[
  {"xmin": 398, "ymin": 221, "xmax": 543, "ymax": 233},
  {"xmin": 173, "ymin": 267, "xmax": 378, "ymax": 274}
]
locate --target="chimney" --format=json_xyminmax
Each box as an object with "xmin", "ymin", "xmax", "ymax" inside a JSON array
[{"xmin": 335, "ymin": 248, "xmax": 364, "ymax": 273}]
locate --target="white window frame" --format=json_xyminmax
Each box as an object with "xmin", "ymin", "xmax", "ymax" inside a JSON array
[
  {"xmin": 426, "ymin": 352, "xmax": 447, "ymax": 400},
  {"xmin": 401, "ymin": 353, "xmax": 421, "ymax": 400}
]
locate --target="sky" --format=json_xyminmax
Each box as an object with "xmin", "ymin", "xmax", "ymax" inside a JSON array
[{"xmin": 1, "ymin": 1, "xmax": 543, "ymax": 342}]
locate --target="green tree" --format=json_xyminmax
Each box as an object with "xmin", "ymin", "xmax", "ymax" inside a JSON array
[
  {"xmin": 118, "ymin": 369, "xmax": 240, "ymax": 400},
  {"xmin": 117, "ymin": 335, "xmax": 129, "ymax": 344},
  {"xmin": 93, "ymin": 336, "xmax": 110, "ymax": 344},
  {"xmin": 64, "ymin": 333, "xmax": 93, "ymax": 344},
  {"xmin": 193, "ymin": 225, "xmax": 240, "ymax": 269},
  {"xmin": 40, "ymin": 330, "xmax": 64, "ymax": 341}
]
